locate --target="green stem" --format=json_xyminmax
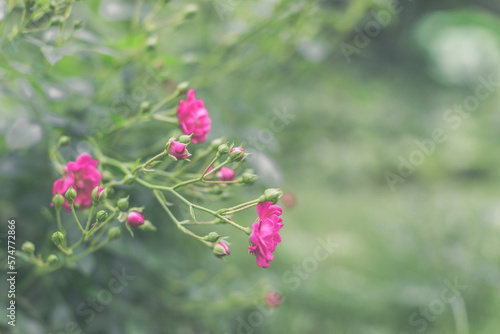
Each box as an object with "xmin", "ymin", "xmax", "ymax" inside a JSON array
[
  {"xmin": 212, "ymin": 213, "xmax": 251, "ymax": 235},
  {"xmin": 89, "ymin": 226, "xmax": 108, "ymax": 248},
  {"xmin": 71, "ymin": 204, "xmax": 84, "ymax": 233},
  {"xmin": 168, "ymin": 189, "xmax": 251, "ymax": 234},
  {"xmin": 133, "ymin": 150, "xmax": 168, "ymax": 173},
  {"xmin": 153, "ymin": 190, "xmax": 212, "ymax": 246},
  {"xmin": 71, "ymin": 239, "xmax": 109, "ymax": 262},
  {"xmin": 49, "ymin": 144, "xmax": 66, "ymax": 173},
  {"xmin": 29, "ymin": 254, "xmax": 45, "ymax": 267},
  {"xmin": 150, "ymin": 91, "xmax": 179, "ymax": 114},
  {"xmin": 137, "ymin": 178, "xmax": 250, "ymax": 233},
  {"xmin": 69, "ymin": 237, "xmax": 84, "ymax": 251},
  {"xmin": 174, "ymin": 146, "xmax": 214, "ymax": 175},
  {"xmin": 84, "ymin": 205, "xmax": 97, "ymax": 233},
  {"xmin": 56, "ymin": 245, "xmax": 72, "ymax": 256},
  {"xmin": 152, "ymin": 114, "xmax": 178, "ymax": 123},
  {"xmin": 103, "ymin": 178, "xmax": 127, "ymax": 188},
  {"xmin": 202, "ymin": 180, "xmax": 240, "ymax": 184},
  {"xmin": 100, "ymin": 156, "xmax": 134, "ymax": 178},
  {"xmin": 86, "ymin": 208, "xmax": 119, "ymax": 239},
  {"xmin": 180, "ymin": 220, "xmax": 219, "ymax": 225},
  {"xmin": 202, "ymin": 156, "xmax": 220, "ymax": 177},
  {"xmin": 55, "ymin": 209, "xmax": 65, "ymax": 235},
  {"xmin": 173, "ymin": 158, "xmax": 231, "ymax": 190},
  {"xmin": 136, "ymin": 177, "xmax": 171, "ymax": 191},
  {"xmin": 222, "ymin": 199, "xmax": 260, "ymax": 215}
]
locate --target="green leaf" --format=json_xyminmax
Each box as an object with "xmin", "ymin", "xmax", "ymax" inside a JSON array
[
  {"xmin": 189, "ymin": 205, "xmax": 198, "ymax": 222},
  {"xmin": 125, "ymin": 222, "xmax": 134, "ymax": 237}
]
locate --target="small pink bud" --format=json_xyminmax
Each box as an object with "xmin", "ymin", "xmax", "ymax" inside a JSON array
[
  {"xmin": 217, "ymin": 167, "xmax": 235, "ymax": 181},
  {"xmin": 213, "ymin": 241, "xmax": 230, "ymax": 257},
  {"xmin": 168, "ymin": 141, "xmax": 192, "ymax": 160},
  {"xmin": 127, "ymin": 211, "xmax": 145, "ymax": 227},
  {"xmin": 91, "ymin": 186, "xmax": 106, "ymax": 202},
  {"xmin": 229, "ymin": 147, "xmax": 246, "ymax": 161},
  {"xmin": 265, "ymin": 292, "xmax": 282, "ymax": 308},
  {"xmin": 282, "ymin": 191, "xmax": 297, "ymax": 208}
]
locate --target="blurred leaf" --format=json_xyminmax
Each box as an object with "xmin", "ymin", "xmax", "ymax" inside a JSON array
[
  {"xmin": 0, "ymin": 0, "xmax": 6, "ymax": 22},
  {"xmin": 5, "ymin": 118, "xmax": 43, "ymax": 150}
]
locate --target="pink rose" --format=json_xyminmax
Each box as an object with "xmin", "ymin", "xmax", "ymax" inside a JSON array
[
  {"xmin": 168, "ymin": 141, "xmax": 191, "ymax": 160},
  {"xmin": 217, "ymin": 167, "xmax": 235, "ymax": 181},
  {"xmin": 127, "ymin": 211, "xmax": 145, "ymax": 227},
  {"xmin": 265, "ymin": 292, "xmax": 282, "ymax": 308},
  {"xmin": 249, "ymin": 201, "xmax": 283, "ymax": 268},
  {"xmin": 52, "ymin": 153, "xmax": 102, "ymax": 212},
  {"xmin": 206, "ymin": 166, "xmax": 235, "ymax": 181},
  {"xmin": 177, "ymin": 89, "xmax": 211, "ymax": 144}
]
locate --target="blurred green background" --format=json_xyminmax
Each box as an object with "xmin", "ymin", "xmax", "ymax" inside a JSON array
[{"xmin": 2, "ymin": 0, "xmax": 500, "ymax": 333}]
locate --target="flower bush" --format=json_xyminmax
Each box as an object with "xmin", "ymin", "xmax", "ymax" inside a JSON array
[{"xmin": 22, "ymin": 87, "xmax": 284, "ymax": 278}]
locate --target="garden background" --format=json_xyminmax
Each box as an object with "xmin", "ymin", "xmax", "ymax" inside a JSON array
[{"xmin": 1, "ymin": 0, "xmax": 500, "ymax": 333}]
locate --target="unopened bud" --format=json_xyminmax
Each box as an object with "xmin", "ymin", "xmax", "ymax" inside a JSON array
[
  {"xmin": 96, "ymin": 210, "xmax": 108, "ymax": 223},
  {"xmin": 108, "ymin": 227, "xmax": 121, "ymax": 240},
  {"xmin": 22, "ymin": 241, "xmax": 35, "ymax": 254},
  {"xmin": 213, "ymin": 241, "xmax": 230, "ymax": 258},
  {"xmin": 47, "ymin": 254, "xmax": 59, "ymax": 265},
  {"xmin": 127, "ymin": 211, "xmax": 145, "ymax": 227},
  {"xmin": 58, "ymin": 136, "xmax": 71, "ymax": 146},
  {"xmin": 179, "ymin": 134, "xmax": 192, "ymax": 144},
  {"xmin": 117, "ymin": 196, "xmax": 129, "ymax": 211},
  {"xmin": 211, "ymin": 138, "xmax": 224, "ymax": 149},
  {"xmin": 123, "ymin": 174, "xmax": 135, "ymax": 184},
  {"xmin": 91, "ymin": 187, "xmax": 106, "ymax": 202},
  {"xmin": 204, "ymin": 232, "xmax": 221, "ymax": 242},
  {"xmin": 241, "ymin": 172, "xmax": 257, "ymax": 184},
  {"xmin": 51, "ymin": 231, "xmax": 65, "ymax": 247},
  {"xmin": 52, "ymin": 193, "xmax": 65, "ymax": 210},
  {"xmin": 140, "ymin": 101, "xmax": 151, "ymax": 113},
  {"xmin": 183, "ymin": 4, "xmax": 199, "ymax": 19},
  {"xmin": 168, "ymin": 140, "xmax": 191, "ymax": 160},
  {"xmin": 176, "ymin": 82, "xmax": 190, "ymax": 96},
  {"xmin": 217, "ymin": 144, "xmax": 230, "ymax": 156},
  {"xmin": 229, "ymin": 147, "xmax": 246, "ymax": 162},
  {"xmin": 65, "ymin": 186, "xmax": 77, "ymax": 204},
  {"xmin": 208, "ymin": 185, "xmax": 223, "ymax": 195},
  {"xmin": 146, "ymin": 35, "xmax": 157, "ymax": 51},
  {"xmin": 263, "ymin": 188, "xmax": 283, "ymax": 204}
]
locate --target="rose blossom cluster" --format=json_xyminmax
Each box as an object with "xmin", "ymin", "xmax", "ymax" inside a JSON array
[
  {"xmin": 52, "ymin": 153, "xmax": 102, "ymax": 211},
  {"xmin": 51, "ymin": 89, "xmax": 284, "ymax": 268}
]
